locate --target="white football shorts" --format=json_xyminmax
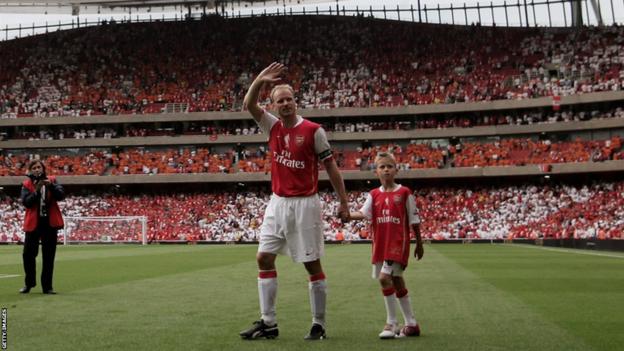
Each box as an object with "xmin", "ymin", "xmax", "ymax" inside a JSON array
[
  {"xmin": 258, "ymin": 193, "xmax": 324, "ymax": 263},
  {"xmin": 372, "ymin": 261, "xmax": 404, "ymax": 279}
]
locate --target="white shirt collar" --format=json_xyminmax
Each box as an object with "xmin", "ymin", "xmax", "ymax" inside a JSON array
[
  {"xmin": 282, "ymin": 115, "xmax": 303, "ymax": 129},
  {"xmin": 380, "ymin": 184, "xmax": 402, "ymax": 192}
]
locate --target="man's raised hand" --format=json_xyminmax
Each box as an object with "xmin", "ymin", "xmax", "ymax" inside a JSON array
[{"xmin": 257, "ymin": 62, "xmax": 286, "ymax": 84}]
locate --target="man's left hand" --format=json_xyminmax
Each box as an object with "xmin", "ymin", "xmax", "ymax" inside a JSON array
[{"xmin": 414, "ymin": 242, "xmax": 424, "ymax": 260}]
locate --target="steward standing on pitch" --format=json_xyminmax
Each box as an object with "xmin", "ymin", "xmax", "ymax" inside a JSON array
[
  {"xmin": 19, "ymin": 160, "xmax": 65, "ymax": 295},
  {"xmin": 239, "ymin": 62, "xmax": 350, "ymax": 341}
]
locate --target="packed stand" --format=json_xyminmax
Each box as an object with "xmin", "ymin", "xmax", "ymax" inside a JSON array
[
  {"xmin": 110, "ymin": 148, "xmax": 234, "ymax": 175},
  {"xmin": 1, "ymin": 134, "xmax": 622, "ymax": 176},
  {"xmin": 1, "ymin": 16, "xmax": 624, "ymax": 118},
  {"xmin": 327, "ymin": 107, "xmax": 624, "ymax": 131},
  {"xmin": 0, "ymin": 151, "xmax": 110, "ymax": 176},
  {"xmin": 2, "ymin": 181, "xmax": 624, "ymax": 242},
  {"xmin": 3, "ymin": 106, "xmax": 623, "ymax": 143}
]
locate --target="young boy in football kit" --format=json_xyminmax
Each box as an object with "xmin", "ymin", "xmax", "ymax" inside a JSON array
[{"xmin": 350, "ymin": 152, "xmax": 424, "ymax": 339}]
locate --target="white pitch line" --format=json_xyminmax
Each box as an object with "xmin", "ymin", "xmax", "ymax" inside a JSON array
[
  {"xmin": 0, "ymin": 274, "xmax": 20, "ymax": 279},
  {"xmin": 501, "ymin": 243, "xmax": 624, "ymax": 259}
]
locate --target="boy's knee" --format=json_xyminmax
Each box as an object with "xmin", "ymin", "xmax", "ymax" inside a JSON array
[
  {"xmin": 378, "ymin": 274, "xmax": 393, "ymax": 288},
  {"xmin": 392, "ymin": 276, "xmax": 405, "ymax": 289}
]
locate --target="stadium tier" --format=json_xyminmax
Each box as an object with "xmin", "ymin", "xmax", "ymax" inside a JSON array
[
  {"xmin": 1, "ymin": 16, "xmax": 623, "ymax": 118},
  {"xmin": 2, "ymin": 107, "xmax": 624, "ymax": 141},
  {"xmin": 2, "ymin": 182, "xmax": 623, "ymax": 243},
  {"xmin": 1, "ymin": 135, "xmax": 622, "ymax": 176},
  {"xmin": 1, "ymin": 15, "xmax": 624, "ymax": 245}
]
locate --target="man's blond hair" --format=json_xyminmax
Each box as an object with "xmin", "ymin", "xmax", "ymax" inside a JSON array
[
  {"xmin": 270, "ymin": 84, "xmax": 295, "ymax": 102},
  {"xmin": 374, "ymin": 152, "xmax": 397, "ymax": 166}
]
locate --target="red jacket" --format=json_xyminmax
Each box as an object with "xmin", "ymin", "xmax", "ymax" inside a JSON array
[{"xmin": 22, "ymin": 176, "xmax": 64, "ymax": 232}]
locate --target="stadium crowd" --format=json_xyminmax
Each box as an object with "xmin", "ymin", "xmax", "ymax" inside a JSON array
[
  {"xmin": 4, "ymin": 107, "xmax": 624, "ymax": 142},
  {"xmin": 6, "ymin": 122, "xmax": 262, "ymax": 140},
  {"xmin": 1, "ymin": 135, "xmax": 621, "ymax": 176},
  {"xmin": 1, "ymin": 182, "xmax": 623, "ymax": 243},
  {"xmin": 1, "ymin": 16, "xmax": 623, "ymax": 118}
]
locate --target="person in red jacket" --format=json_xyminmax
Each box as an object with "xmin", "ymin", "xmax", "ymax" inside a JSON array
[{"xmin": 20, "ymin": 160, "xmax": 65, "ymax": 294}]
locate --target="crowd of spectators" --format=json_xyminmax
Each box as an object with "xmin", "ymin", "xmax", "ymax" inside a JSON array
[
  {"xmin": 12, "ymin": 128, "xmax": 117, "ymax": 140},
  {"xmin": 0, "ymin": 151, "xmax": 110, "ymax": 176},
  {"xmin": 2, "ymin": 181, "xmax": 623, "ymax": 243},
  {"xmin": 4, "ymin": 107, "xmax": 623, "ymax": 143},
  {"xmin": 110, "ymin": 148, "xmax": 235, "ymax": 175},
  {"xmin": 452, "ymin": 135, "xmax": 623, "ymax": 167},
  {"xmin": 1, "ymin": 16, "xmax": 623, "ymax": 118},
  {"xmin": 1, "ymin": 135, "xmax": 621, "ymax": 176},
  {"xmin": 328, "ymin": 107, "xmax": 624, "ymax": 132}
]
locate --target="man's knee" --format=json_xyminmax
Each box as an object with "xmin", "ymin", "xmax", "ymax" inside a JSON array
[
  {"xmin": 256, "ymin": 252, "xmax": 276, "ymax": 270},
  {"xmin": 303, "ymin": 259, "xmax": 323, "ymax": 275}
]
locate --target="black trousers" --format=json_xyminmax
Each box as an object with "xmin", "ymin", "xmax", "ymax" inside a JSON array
[{"xmin": 22, "ymin": 220, "xmax": 58, "ymax": 291}]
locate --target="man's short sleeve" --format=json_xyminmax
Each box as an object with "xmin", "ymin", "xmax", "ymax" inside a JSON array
[
  {"xmin": 407, "ymin": 194, "xmax": 421, "ymax": 224},
  {"xmin": 256, "ymin": 110, "xmax": 279, "ymax": 135},
  {"xmin": 314, "ymin": 127, "xmax": 332, "ymax": 161},
  {"xmin": 359, "ymin": 193, "xmax": 373, "ymax": 220}
]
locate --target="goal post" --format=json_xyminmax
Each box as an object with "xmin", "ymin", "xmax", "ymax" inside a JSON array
[{"xmin": 62, "ymin": 216, "xmax": 148, "ymax": 245}]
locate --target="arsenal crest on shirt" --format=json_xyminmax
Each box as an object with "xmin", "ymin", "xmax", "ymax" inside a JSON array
[
  {"xmin": 295, "ymin": 135, "xmax": 305, "ymax": 147},
  {"xmin": 393, "ymin": 195, "xmax": 403, "ymax": 204}
]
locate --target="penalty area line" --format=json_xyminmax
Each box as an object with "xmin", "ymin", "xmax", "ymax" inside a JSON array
[
  {"xmin": 500, "ymin": 244, "xmax": 624, "ymax": 259},
  {"xmin": 0, "ymin": 274, "xmax": 20, "ymax": 279}
]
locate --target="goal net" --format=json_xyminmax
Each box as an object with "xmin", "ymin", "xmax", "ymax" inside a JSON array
[{"xmin": 62, "ymin": 216, "xmax": 148, "ymax": 245}]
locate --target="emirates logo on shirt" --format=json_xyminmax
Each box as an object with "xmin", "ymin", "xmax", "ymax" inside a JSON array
[
  {"xmin": 377, "ymin": 208, "xmax": 401, "ymax": 224},
  {"xmin": 273, "ymin": 150, "xmax": 305, "ymax": 169}
]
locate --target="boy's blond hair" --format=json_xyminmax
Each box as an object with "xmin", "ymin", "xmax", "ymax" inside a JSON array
[
  {"xmin": 270, "ymin": 84, "xmax": 295, "ymax": 102},
  {"xmin": 374, "ymin": 152, "xmax": 397, "ymax": 167}
]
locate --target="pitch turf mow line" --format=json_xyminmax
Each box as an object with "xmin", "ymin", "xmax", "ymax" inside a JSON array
[
  {"xmin": 1, "ymin": 245, "xmax": 620, "ymax": 350},
  {"xmin": 427, "ymin": 246, "xmax": 594, "ymax": 351},
  {"xmin": 502, "ymin": 243, "xmax": 624, "ymax": 259}
]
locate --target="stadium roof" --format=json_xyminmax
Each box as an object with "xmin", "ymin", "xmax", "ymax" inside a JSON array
[{"xmin": 0, "ymin": 0, "xmax": 330, "ymax": 14}]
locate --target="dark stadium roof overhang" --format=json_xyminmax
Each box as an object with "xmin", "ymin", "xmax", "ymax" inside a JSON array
[{"xmin": 0, "ymin": 0, "xmax": 330, "ymax": 12}]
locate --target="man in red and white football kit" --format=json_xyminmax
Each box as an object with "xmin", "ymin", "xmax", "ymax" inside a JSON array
[{"xmin": 239, "ymin": 62, "xmax": 349, "ymax": 341}]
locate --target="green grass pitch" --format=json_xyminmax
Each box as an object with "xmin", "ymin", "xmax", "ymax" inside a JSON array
[{"xmin": 0, "ymin": 243, "xmax": 623, "ymax": 351}]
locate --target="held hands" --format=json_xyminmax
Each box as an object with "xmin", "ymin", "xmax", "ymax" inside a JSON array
[
  {"xmin": 257, "ymin": 62, "xmax": 287, "ymax": 84},
  {"xmin": 337, "ymin": 202, "xmax": 350, "ymax": 223}
]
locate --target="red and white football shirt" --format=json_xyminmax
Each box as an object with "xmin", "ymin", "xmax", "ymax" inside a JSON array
[
  {"xmin": 360, "ymin": 184, "xmax": 420, "ymax": 266},
  {"xmin": 257, "ymin": 111, "xmax": 332, "ymax": 197}
]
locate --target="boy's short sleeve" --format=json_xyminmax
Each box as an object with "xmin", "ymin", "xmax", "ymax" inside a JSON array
[{"xmin": 359, "ymin": 193, "xmax": 373, "ymax": 220}]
